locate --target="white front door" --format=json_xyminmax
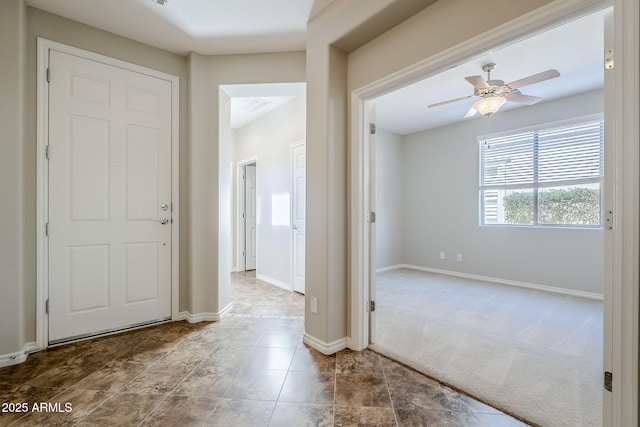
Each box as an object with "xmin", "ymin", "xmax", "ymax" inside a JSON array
[
  {"xmin": 244, "ymin": 164, "xmax": 257, "ymax": 271},
  {"xmin": 292, "ymin": 143, "xmax": 306, "ymax": 294},
  {"xmin": 48, "ymin": 50, "xmax": 172, "ymax": 344}
]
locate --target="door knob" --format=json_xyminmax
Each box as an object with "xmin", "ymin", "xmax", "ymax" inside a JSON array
[
  {"xmin": 293, "ymin": 224, "xmax": 298, "ymax": 230},
  {"xmin": 156, "ymin": 218, "xmax": 169, "ymax": 225},
  {"xmin": 160, "ymin": 203, "xmax": 169, "ymax": 211}
]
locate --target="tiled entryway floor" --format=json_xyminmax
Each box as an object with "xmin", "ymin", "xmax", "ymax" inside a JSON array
[{"xmin": 0, "ymin": 272, "xmax": 528, "ymax": 426}]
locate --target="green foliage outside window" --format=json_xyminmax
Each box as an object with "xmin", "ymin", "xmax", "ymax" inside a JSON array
[{"xmin": 503, "ymin": 187, "xmax": 600, "ymax": 225}]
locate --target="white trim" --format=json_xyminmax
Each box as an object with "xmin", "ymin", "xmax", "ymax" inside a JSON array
[
  {"xmin": 302, "ymin": 333, "xmax": 348, "ymax": 355},
  {"xmin": 610, "ymin": 0, "xmax": 639, "ymax": 425},
  {"xmin": 375, "ymin": 265, "xmax": 402, "ymax": 273},
  {"xmin": 377, "ymin": 264, "xmax": 604, "ymax": 301},
  {"xmin": 256, "ymin": 274, "xmax": 293, "ymax": 292},
  {"xmin": 36, "ymin": 38, "xmax": 180, "ymax": 350},
  {"xmin": 176, "ymin": 303, "xmax": 233, "ymax": 323},
  {"xmin": 235, "ymin": 156, "xmax": 258, "ymax": 273},
  {"xmin": 351, "ymin": 0, "xmax": 637, "ymax": 424},
  {"xmin": 0, "ymin": 342, "xmax": 38, "ymax": 368}
]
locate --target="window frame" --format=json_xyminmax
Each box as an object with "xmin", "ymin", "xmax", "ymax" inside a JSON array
[{"xmin": 477, "ymin": 114, "xmax": 604, "ymax": 229}]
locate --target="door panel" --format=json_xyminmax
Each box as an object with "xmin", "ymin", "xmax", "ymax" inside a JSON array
[
  {"xmin": 69, "ymin": 116, "xmax": 110, "ymax": 221},
  {"xmin": 48, "ymin": 50, "xmax": 172, "ymax": 343},
  {"xmin": 125, "ymin": 125, "xmax": 160, "ymax": 221}
]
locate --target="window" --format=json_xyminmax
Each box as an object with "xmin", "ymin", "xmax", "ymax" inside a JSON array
[{"xmin": 479, "ymin": 117, "xmax": 604, "ymax": 227}]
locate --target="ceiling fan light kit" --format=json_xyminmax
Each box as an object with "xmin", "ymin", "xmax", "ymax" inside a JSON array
[
  {"xmin": 428, "ymin": 62, "xmax": 560, "ymax": 118},
  {"xmin": 473, "ymin": 96, "xmax": 506, "ymax": 117}
]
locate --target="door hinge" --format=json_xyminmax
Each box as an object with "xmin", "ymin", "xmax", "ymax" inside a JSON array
[
  {"xmin": 45, "ymin": 222, "xmax": 49, "ymax": 237},
  {"xmin": 45, "ymin": 145, "xmax": 50, "ymax": 160},
  {"xmin": 45, "ymin": 299, "xmax": 50, "ymax": 314},
  {"xmin": 604, "ymin": 371, "xmax": 612, "ymax": 392},
  {"xmin": 367, "ymin": 300, "xmax": 376, "ymax": 312},
  {"xmin": 369, "ymin": 122, "xmax": 376, "ymax": 135},
  {"xmin": 46, "ymin": 68, "xmax": 51, "ymax": 83},
  {"xmin": 366, "ymin": 211, "xmax": 376, "ymax": 223},
  {"xmin": 242, "ymin": 251, "xmax": 246, "ymax": 257},
  {"xmin": 604, "ymin": 48, "xmax": 614, "ymax": 70},
  {"xmin": 605, "ymin": 210, "xmax": 613, "ymax": 230}
]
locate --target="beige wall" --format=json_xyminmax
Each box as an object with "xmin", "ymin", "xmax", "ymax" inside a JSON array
[{"xmin": 0, "ymin": 0, "xmax": 28, "ymax": 356}]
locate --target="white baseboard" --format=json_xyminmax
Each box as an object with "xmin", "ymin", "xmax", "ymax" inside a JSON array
[
  {"xmin": 218, "ymin": 303, "xmax": 233, "ymax": 318},
  {"xmin": 303, "ymin": 333, "xmax": 348, "ymax": 355},
  {"xmin": 256, "ymin": 274, "xmax": 292, "ymax": 292},
  {"xmin": 0, "ymin": 342, "xmax": 38, "ymax": 367},
  {"xmin": 376, "ymin": 264, "xmax": 404, "ymax": 273},
  {"xmin": 379, "ymin": 264, "xmax": 604, "ymax": 301}
]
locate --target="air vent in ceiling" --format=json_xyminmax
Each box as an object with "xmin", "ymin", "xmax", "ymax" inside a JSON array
[{"xmin": 238, "ymin": 98, "xmax": 273, "ymax": 112}]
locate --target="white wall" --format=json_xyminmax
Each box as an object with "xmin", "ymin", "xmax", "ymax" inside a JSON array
[
  {"xmin": 375, "ymin": 128, "xmax": 404, "ymax": 268},
  {"xmin": 376, "ymin": 89, "xmax": 604, "ymax": 295},
  {"xmin": 233, "ymin": 96, "xmax": 306, "ymax": 287}
]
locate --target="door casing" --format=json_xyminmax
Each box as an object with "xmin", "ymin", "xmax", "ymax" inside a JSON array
[{"xmin": 36, "ymin": 38, "xmax": 180, "ymax": 349}]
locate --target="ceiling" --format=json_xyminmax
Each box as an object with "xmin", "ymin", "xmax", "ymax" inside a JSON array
[
  {"xmin": 26, "ymin": 0, "xmax": 334, "ymax": 55},
  {"xmin": 25, "ymin": 2, "xmax": 607, "ymax": 134},
  {"xmin": 222, "ymin": 83, "xmax": 306, "ymax": 129},
  {"xmin": 375, "ymin": 8, "xmax": 608, "ymax": 135}
]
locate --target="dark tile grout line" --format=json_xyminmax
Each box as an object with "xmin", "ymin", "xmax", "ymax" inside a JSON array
[
  {"xmin": 370, "ymin": 348, "xmax": 537, "ymax": 427},
  {"xmin": 379, "ymin": 353, "xmax": 400, "ymax": 427}
]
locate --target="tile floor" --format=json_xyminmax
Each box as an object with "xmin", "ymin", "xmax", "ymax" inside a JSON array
[{"xmin": 0, "ymin": 272, "xmax": 528, "ymax": 426}]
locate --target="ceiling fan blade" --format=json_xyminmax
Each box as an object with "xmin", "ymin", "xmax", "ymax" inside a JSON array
[
  {"xmin": 463, "ymin": 106, "xmax": 478, "ymax": 118},
  {"xmin": 428, "ymin": 95, "xmax": 474, "ymax": 108},
  {"xmin": 507, "ymin": 69, "xmax": 560, "ymax": 89},
  {"xmin": 465, "ymin": 75, "xmax": 490, "ymax": 89},
  {"xmin": 504, "ymin": 93, "xmax": 542, "ymax": 105}
]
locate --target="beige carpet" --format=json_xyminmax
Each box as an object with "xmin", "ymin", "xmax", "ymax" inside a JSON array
[{"xmin": 370, "ymin": 268, "xmax": 603, "ymax": 427}]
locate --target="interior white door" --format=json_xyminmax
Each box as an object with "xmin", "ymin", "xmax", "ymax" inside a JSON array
[
  {"xmin": 602, "ymin": 8, "xmax": 614, "ymax": 424},
  {"xmin": 244, "ymin": 164, "xmax": 257, "ymax": 271},
  {"xmin": 368, "ymin": 104, "xmax": 377, "ymax": 344},
  {"xmin": 292, "ymin": 143, "xmax": 306, "ymax": 294},
  {"xmin": 48, "ymin": 50, "xmax": 172, "ymax": 344}
]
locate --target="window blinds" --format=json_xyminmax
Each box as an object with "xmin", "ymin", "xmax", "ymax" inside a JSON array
[{"xmin": 480, "ymin": 119, "xmax": 604, "ymax": 189}]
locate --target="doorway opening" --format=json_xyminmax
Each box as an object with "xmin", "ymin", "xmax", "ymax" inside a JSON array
[
  {"xmin": 221, "ymin": 83, "xmax": 306, "ymax": 317},
  {"xmin": 352, "ymin": 3, "xmax": 628, "ymax": 427}
]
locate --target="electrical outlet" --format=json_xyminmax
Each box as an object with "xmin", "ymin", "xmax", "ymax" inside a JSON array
[
  {"xmin": 457, "ymin": 254, "xmax": 463, "ymax": 261},
  {"xmin": 311, "ymin": 297, "xmax": 318, "ymax": 314},
  {"xmin": 439, "ymin": 252, "xmax": 445, "ymax": 259}
]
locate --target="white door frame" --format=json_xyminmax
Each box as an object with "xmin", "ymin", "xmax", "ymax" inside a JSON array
[
  {"xmin": 349, "ymin": 0, "xmax": 639, "ymax": 425},
  {"xmin": 36, "ymin": 38, "xmax": 180, "ymax": 350},
  {"xmin": 236, "ymin": 156, "xmax": 258, "ymax": 272}
]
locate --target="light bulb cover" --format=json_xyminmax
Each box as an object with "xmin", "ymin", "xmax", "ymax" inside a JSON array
[{"xmin": 473, "ymin": 96, "xmax": 506, "ymax": 117}]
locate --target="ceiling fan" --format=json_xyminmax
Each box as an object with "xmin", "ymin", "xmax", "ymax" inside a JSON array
[{"xmin": 428, "ymin": 63, "xmax": 560, "ymax": 118}]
